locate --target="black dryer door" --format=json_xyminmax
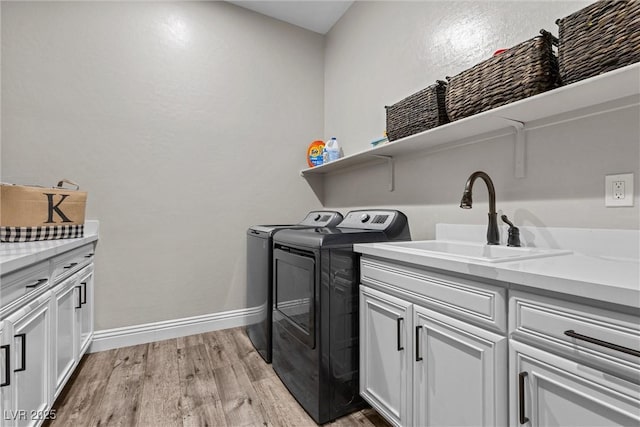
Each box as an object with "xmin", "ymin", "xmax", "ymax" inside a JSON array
[{"xmin": 273, "ymin": 247, "xmax": 316, "ymax": 348}]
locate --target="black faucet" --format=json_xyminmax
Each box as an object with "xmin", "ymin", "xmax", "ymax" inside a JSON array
[{"xmin": 460, "ymin": 171, "xmax": 500, "ymax": 245}]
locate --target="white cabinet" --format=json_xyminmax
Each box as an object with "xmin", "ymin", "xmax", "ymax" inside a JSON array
[
  {"xmin": 52, "ymin": 276, "xmax": 79, "ymax": 397},
  {"xmin": 360, "ymin": 286, "xmax": 411, "ymax": 426},
  {"xmin": 511, "ymin": 340, "xmax": 640, "ymax": 426},
  {"xmin": 50, "ymin": 245, "xmax": 94, "ymax": 286},
  {"xmin": 413, "ymin": 306, "xmax": 507, "ymax": 427},
  {"xmin": 1, "ymin": 320, "xmax": 12, "ymax": 427},
  {"xmin": 2, "ymin": 292, "xmax": 52, "ymax": 427},
  {"xmin": 359, "ymin": 254, "xmax": 640, "ymax": 427},
  {"xmin": 0, "ymin": 239, "xmax": 97, "ymax": 427},
  {"xmin": 509, "ymin": 291, "xmax": 640, "ymax": 426},
  {"xmin": 359, "ymin": 257, "xmax": 508, "ymax": 427},
  {"xmin": 76, "ymin": 266, "xmax": 94, "ymax": 358},
  {"xmin": 51, "ymin": 264, "xmax": 94, "ymax": 399},
  {"xmin": 0, "ymin": 264, "xmax": 49, "ymax": 320}
]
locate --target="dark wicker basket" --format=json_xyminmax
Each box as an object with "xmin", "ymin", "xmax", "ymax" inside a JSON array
[
  {"xmin": 445, "ymin": 30, "xmax": 560, "ymax": 122},
  {"xmin": 385, "ymin": 80, "xmax": 449, "ymax": 142},
  {"xmin": 556, "ymin": 0, "xmax": 640, "ymax": 85}
]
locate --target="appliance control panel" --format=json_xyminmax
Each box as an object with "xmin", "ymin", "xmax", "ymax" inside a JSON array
[
  {"xmin": 338, "ymin": 210, "xmax": 400, "ymax": 230},
  {"xmin": 298, "ymin": 211, "xmax": 343, "ymax": 227}
]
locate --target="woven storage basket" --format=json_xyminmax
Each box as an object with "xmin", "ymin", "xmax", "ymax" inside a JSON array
[
  {"xmin": 385, "ymin": 80, "xmax": 449, "ymax": 142},
  {"xmin": 556, "ymin": 0, "xmax": 640, "ymax": 85},
  {"xmin": 445, "ymin": 30, "xmax": 559, "ymax": 122}
]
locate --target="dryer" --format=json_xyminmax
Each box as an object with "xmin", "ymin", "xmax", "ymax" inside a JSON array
[{"xmin": 271, "ymin": 209, "xmax": 410, "ymax": 423}]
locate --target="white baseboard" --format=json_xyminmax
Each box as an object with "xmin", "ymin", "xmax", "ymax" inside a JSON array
[{"xmin": 89, "ymin": 305, "xmax": 264, "ymax": 353}]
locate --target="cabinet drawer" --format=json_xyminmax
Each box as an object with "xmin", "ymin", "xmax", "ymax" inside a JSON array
[
  {"xmin": 0, "ymin": 262, "xmax": 50, "ymax": 318},
  {"xmin": 510, "ymin": 290, "xmax": 640, "ymax": 381},
  {"xmin": 361, "ymin": 257, "xmax": 507, "ymax": 333},
  {"xmin": 51, "ymin": 244, "xmax": 95, "ymax": 284},
  {"xmin": 510, "ymin": 340, "xmax": 640, "ymax": 426}
]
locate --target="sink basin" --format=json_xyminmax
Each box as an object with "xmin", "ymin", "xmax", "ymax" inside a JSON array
[{"xmin": 381, "ymin": 240, "xmax": 572, "ymax": 263}]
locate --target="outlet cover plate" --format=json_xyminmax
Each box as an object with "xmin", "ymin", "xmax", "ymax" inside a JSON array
[{"xmin": 605, "ymin": 173, "xmax": 634, "ymax": 207}]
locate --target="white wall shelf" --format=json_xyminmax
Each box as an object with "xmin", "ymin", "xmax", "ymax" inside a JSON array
[{"xmin": 301, "ymin": 63, "xmax": 640, "ymax": 191}]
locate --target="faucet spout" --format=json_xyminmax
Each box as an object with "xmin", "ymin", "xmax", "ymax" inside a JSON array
[{"xmin": 460, "ymin": 171, "xmax": 500, "ymax": 245}]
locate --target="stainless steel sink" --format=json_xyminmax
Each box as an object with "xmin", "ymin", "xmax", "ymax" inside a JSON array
[{"xmin": 381, "ymin": 240, "xmax": 572, "ymax": 263}]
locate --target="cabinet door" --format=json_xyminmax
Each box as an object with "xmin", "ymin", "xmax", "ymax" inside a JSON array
[
  {"xmin": 413, "ymin": 305, "xmax": 507, "ymax": 427},
  {"xmin": 53, "ymin": 277, "xmax": 78, "ymax": 397},
  {"xmin": 6, "ymin": 294, "xmax": 51, "ymax": 427},
  {"xmin": 359, "ymin": 285, "xmax": 412, "ymax": 427},
  {"xmin": 77, "ymin": 267, "xmax": 94, "ymax": 357},
  {"xmin": 511, "ymin": 340, "xmax": 640, "ymax": 427},
  {"xmin": 1, "ymin": 321, "xmax": 14, "ymax": 427}
]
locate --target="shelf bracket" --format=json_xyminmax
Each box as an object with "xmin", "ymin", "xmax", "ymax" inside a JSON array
[
  {"xmin": 497, "ymin": 117, "xmax": 526, "ymax": 178},
  {"xmin": 370, "ymin": 155, "xmax": 395, "ymax": 191}
]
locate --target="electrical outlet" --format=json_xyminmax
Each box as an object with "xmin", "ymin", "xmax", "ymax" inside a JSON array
[
  {"xmin": 605, "ymin": 173, "xmax": 634, "ymax": 207},
  {"xmin": 613, "ymin": 181, "xmax": 625, "ymax": 199}
]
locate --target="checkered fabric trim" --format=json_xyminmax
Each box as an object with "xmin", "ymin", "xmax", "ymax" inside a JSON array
[{"xmin": 0, "ymin": 224, "xmax": 84, "ymax": 242}]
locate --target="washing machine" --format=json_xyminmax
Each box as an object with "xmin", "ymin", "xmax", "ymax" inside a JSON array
[
  {"xmin": 246, "ymin": 211, "xmax": 343, "ymax": 363},
  {"xmin": 271, "ymin": 209, "xmax": 410, "ymax": 424}
]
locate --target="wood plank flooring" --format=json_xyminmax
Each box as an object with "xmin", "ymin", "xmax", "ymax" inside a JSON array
[{"xmin": 48, "ymin": 327, "xmax": 391, "ymax": 427}]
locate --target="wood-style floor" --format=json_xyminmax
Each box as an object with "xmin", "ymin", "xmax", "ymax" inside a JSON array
[{"xmin": 48, "ymin": 327, "xmax": 391, "ymax": 427}]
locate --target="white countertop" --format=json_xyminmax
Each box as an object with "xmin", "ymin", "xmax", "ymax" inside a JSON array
[
  {"xmin": 0, "ymin": 220, "xmax": 99, "ymax": 275},
  {"xmin": 354, "ymin": 224, "xmax": 640, "ymax": 309}
]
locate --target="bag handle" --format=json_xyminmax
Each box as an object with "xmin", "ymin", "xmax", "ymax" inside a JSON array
[{"xmin": 57, "ymin": 179, "xmax": 80, "ymax": 190}]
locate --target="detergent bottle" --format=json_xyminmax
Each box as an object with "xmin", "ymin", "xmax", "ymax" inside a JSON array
[
  {"xmin": 325, "ymin": 137, "xmax": 341, "ymax": 162},
  {"xmin": 306, "ymin": 140, "xmax": 325, "ymax": 167}
]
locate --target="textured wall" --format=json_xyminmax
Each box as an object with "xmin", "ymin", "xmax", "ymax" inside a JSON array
[
  {"xmin": 323, "ymin": 1, "xmax": 639, "ymax": 239},
  {"xmin": 1, "ymin": 1, "xmax": 323, "ymax": 329}
]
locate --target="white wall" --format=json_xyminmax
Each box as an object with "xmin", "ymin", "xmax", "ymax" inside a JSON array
[
  {"xmin": 323, "ymin": 1, "xmax": 639, "ymax": 239},
  {"xmin": 1, "ymin": 1, "xmax": 323, "ymax": 329}
]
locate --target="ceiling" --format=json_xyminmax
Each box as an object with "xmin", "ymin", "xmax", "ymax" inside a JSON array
[{"xmin": 227, "ymin": 1, "xmax": 353, "ymax": 34}]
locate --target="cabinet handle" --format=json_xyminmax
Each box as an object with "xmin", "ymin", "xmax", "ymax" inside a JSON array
[
  {"xmin": 75, "ymin": 285, "xmax": 82, "ymax": 309},
  {"xmin": 415, "ymin": 325, "xmax": 423, "ymax": 362},
  {"xmin": 14, "ymin": 334, "xmax": 26, "ymax": 372},
  {"xmin": 25, "ymin": 278, "xmax": 48, "ymax": 289},
  {"xmin": 397, "ymin": 317, "xmax": 404, "ymax": 351},
  {"xmin": 519, "ymin": 371, "xmax": 529, "ymax": 424},
  {"xmin": 81, "ymin": 282, "xmax": 88, "ymax": 305},
  {"xmin": 564, "ymin": 330, "xmax": 640, "ymax": 357},
  {"xmin": 63, "ymin": 262, "xmax": 78, "ymax": 269},
  {"xmin": 0, "ymin": 344, "xmax": 9, "ymax": 387}
]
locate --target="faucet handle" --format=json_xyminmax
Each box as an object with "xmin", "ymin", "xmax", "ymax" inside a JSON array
[
  {"xmin": 501, "ymin": 214, "xmax": 515, "ymax": 228},
  {"xmin": 501, "ymin": 215, "xmax": 521, "ymax": 247}
]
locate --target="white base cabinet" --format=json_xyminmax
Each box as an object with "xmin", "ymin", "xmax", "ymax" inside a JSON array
[
  {"xmin": 360, "ymin": 283, "xmax": 508, "ymax": 427},
  {"xmin": 359, "ymin": 256, "xmax": 640, "ymax": 427},
  {"xmin": 52, "ymin": 276, "xmax": 79, "ymax": 397},
  {"xmin": 76, "ymin": 266, "xmax": 94, "ymax": 359},
  {"xmin": 509, "ymin": 290, "xmax": 640, "ymax": 427},
  {"xmin": 360, "ymin": 287, "xmax": 412, "ymax": 426},
  {"xmin": 0, "ymin": 321, "xmax": 12, "ymax": 427},
  {"xmin": 1, "ymin": 241, "xmax": 96, "ymax": 427},
  {"xmin": 413, "ymin": 305, "xmax": 507, "ymax": 427},
  {"xmin": 511, "ymin": 340, "xmax": 640, "ymax": 426},
  {"xmin": 1, "ymin": 293, "xmax": 52, "ymax": 427},
  {"xmin": 52, "ymin": 264, "xmax": 94, "ymax": 399}
]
